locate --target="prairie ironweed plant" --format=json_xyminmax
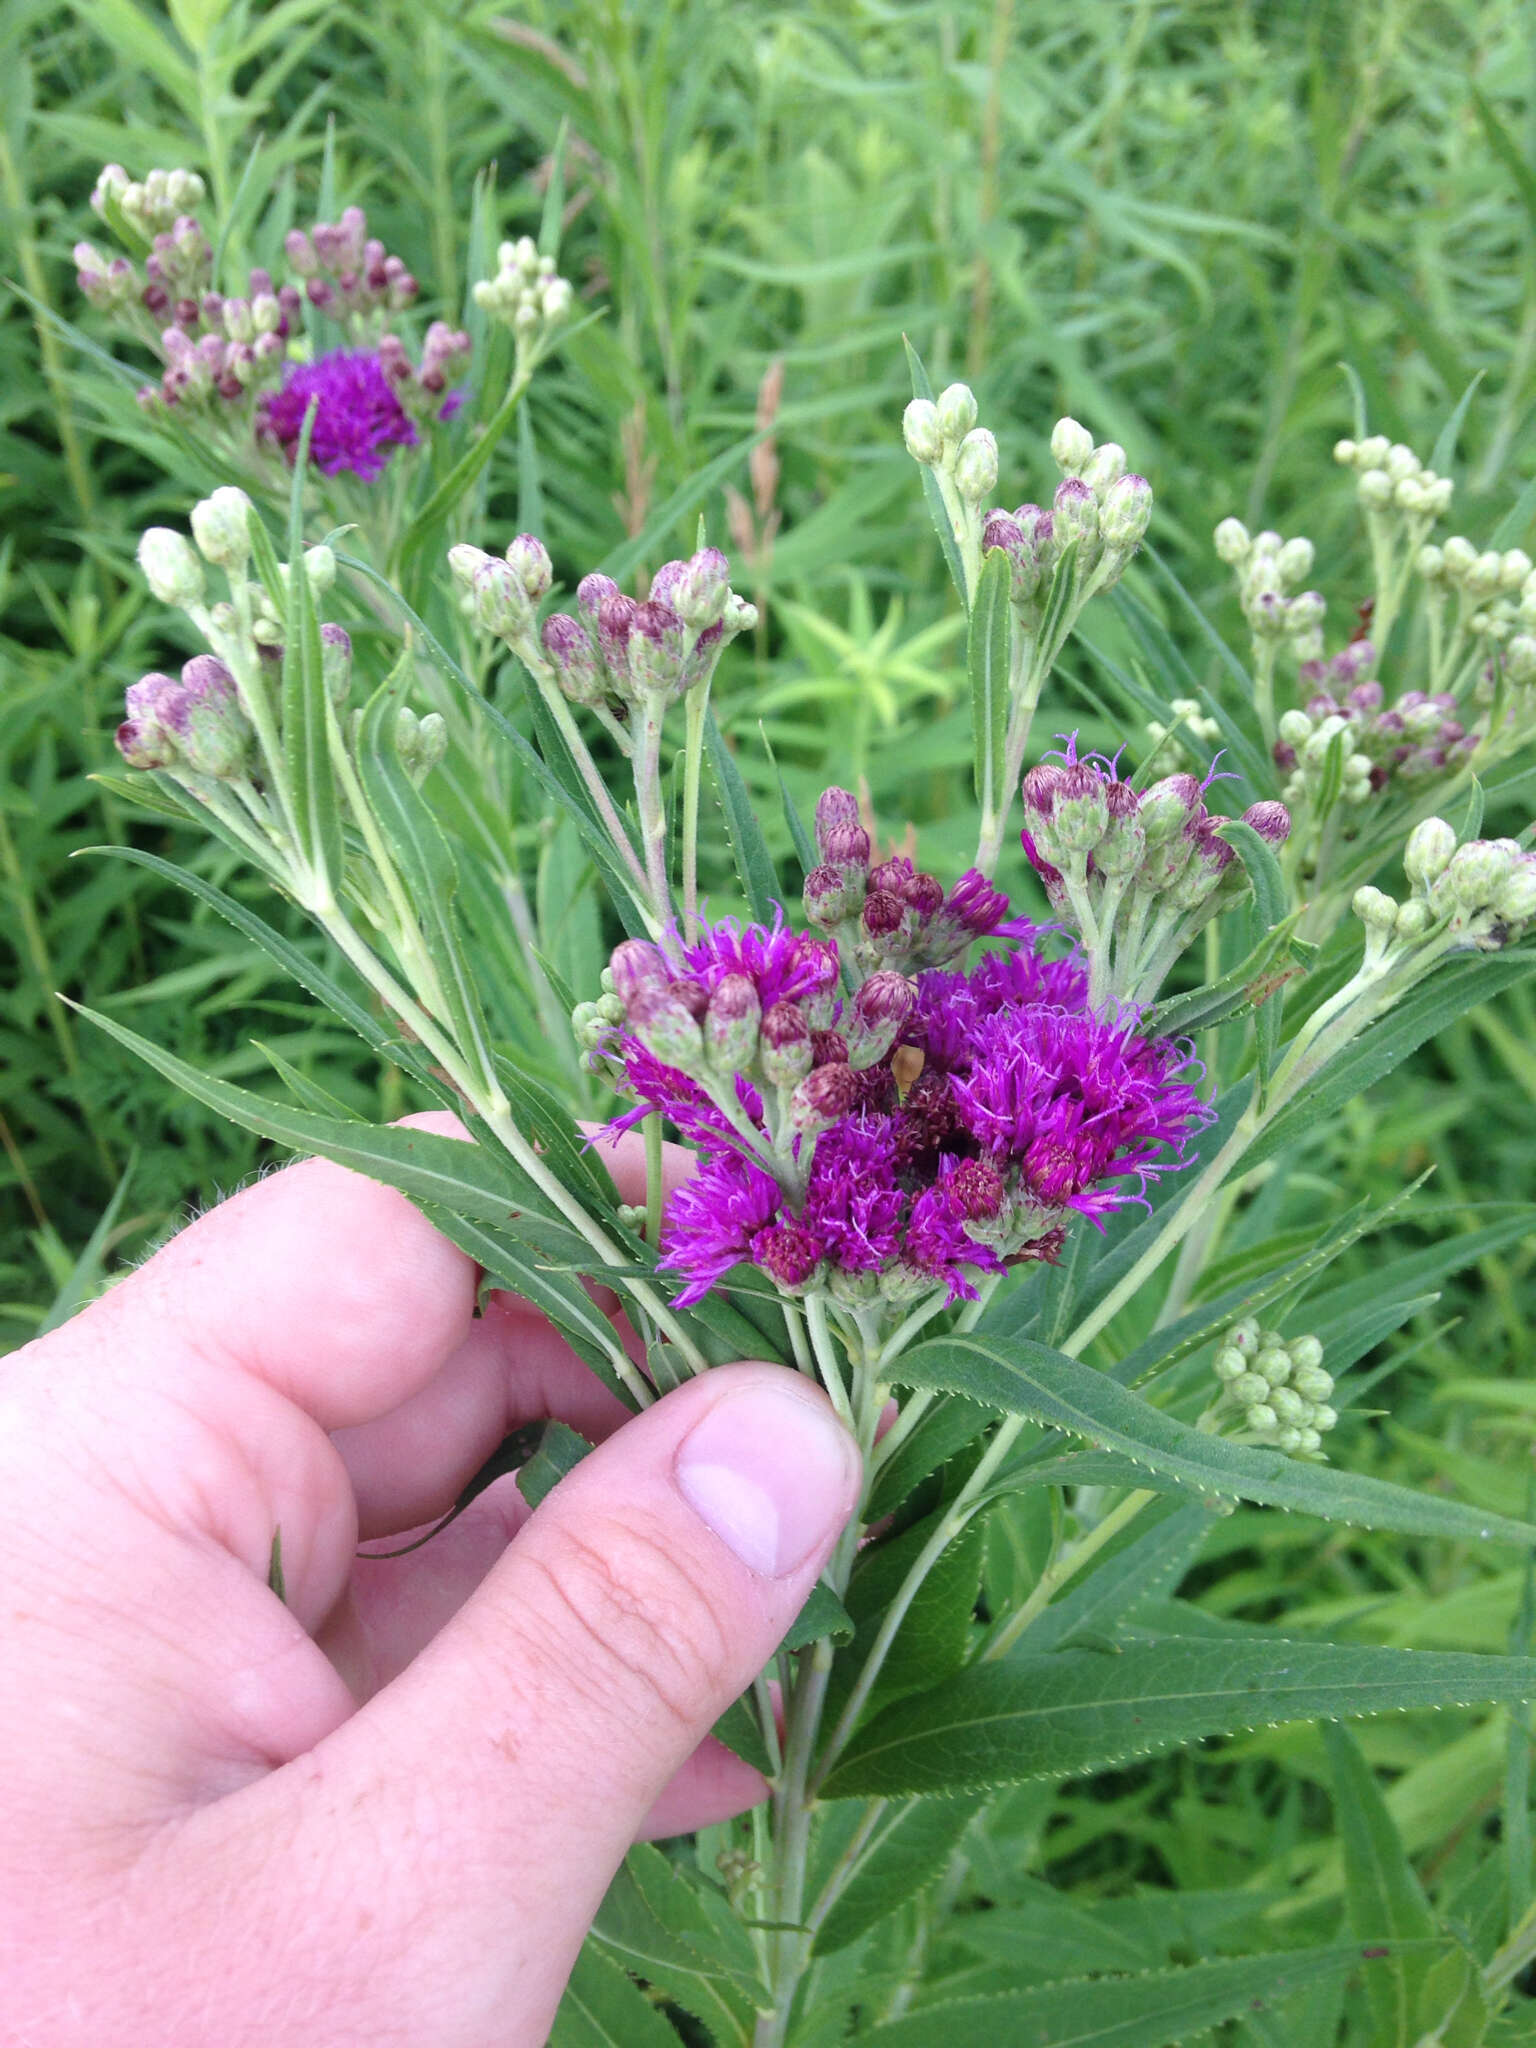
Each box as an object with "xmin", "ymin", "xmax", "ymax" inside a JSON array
[{"xmin": 74, "ymin": 147, "xmax": 1536, "ymax": 2045}]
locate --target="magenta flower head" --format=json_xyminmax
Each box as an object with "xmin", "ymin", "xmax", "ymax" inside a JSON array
[{"xmin": 261, "ymin": 349, "xmax": 419, "ymax": 480}]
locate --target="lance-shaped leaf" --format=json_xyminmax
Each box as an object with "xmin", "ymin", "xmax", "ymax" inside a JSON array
[
  {"xmin": 968, "ymin": 546, "xmax": 1012, "ymax": 821},
  {"xmin": 853, "ymin": 1940, "xmax": 1445, "ymax": 2048},
  {"xmin": 356, "ymin": 667, "xmax": 500, "ymax": 1098},
  {"xmin": 548, "ymin": 1942, "xmax": 684, "ymax": 2048},
  {"xmin": 812, "ymin": 1795, "xmax": 985, "ymax": 1957},
  {"xmin": 823, "ymin": 1638, "xmax": 1536, "ymax": 1799},
  {"xmin": 892, "ymin": 1331, "xmax": 1536, "ymax": 1545},
  {"xmin": 1324, "ymin": 1720, "xmax": 1442, "ymax": 2047},
  {"xmin": 705, "ymin": 710, "xmax": 783, "ymax": 925}
]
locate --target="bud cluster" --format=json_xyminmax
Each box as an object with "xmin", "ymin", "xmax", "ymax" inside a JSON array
[
  {"xmin": 979, "ymin": 419, "xmax": 1153, "ymax": 626},
  {"xmin": 122, "ymin": 488, "xmax": 379, "ymax": 792},
  {"xmin": 472, "ymin": 236, "xmax": 574, "ymax": 352},
  {"xmin": 1212, "ymin": 1320, "xmax": 1337, "ymax": 1455},
  {"xmin": 1213, "ymin": 520, "xmax": 1326, "ymax": 663},
  {"xmin": 801, "ymin": 787, "xmax": 1011, "ymax": 975},
  {"xmin": 284, "ymin": 207, "xmax": 419, "ymax": 321},
  {"xmin": 1333, "ymin": 435, "xmax": 1453, "ymax": 522},
  {"xmin": 1354, "ymin": 816, "xmax": 1536, "ymax": 961},
  {"xmin": 1144, "ymin": 696, "xmax": 1221, "ymax": 773},
  {"xmin": 1275, "ymin": 640, "xmax": 1477, "ymax": 819},
  {"xmin": 376, "ymin": 322, "xmax": 473, "ymax": 417},
  {"xmin": 92, "ymin": 163, "xmax": 207, "ymax": 242},
  {"xmin": 1019, "ymin": 741, "xmax": 1290, "ymax": 1006},
  {"xmin": 517, "ymin": 548, "xmax": 756, "ymax": 713},
  {"xmin": 902, "ymin": 382, "xmax": 997, "ymax": 505}
]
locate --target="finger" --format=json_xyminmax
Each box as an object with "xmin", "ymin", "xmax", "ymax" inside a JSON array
[
  {"xmin": 334, "ymin": 1291, "xmax": 632, "ymax": 1539},
  {"xmin": 190, "ymin": 1364, "xmax": 859, "ymax": 2046},
  {"xmin": 319, "ymin": 1474, "xmax": 767, "ymax": 1840}
]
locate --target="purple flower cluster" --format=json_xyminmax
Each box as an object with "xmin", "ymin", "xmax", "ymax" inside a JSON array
[
  {"xmin": 260, "ymin": 351, "xmax": 423, "ymax": 481},
  {"xmin": 604, "ymin": 894, "xmax": 1212, "ymax": 1310}
]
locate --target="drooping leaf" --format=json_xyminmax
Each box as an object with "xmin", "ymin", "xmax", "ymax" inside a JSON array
[
  {"xmin": 824, "ymin": 1638, "xmax": 1536, "ymax": 1799},
  {"xmin": 893, "ymin": 1331, "xmax": 1536, "ymax": 1546},
  {"xmin": 854, "ymin": 1941, "xmax": 1442, "ymax": 2047}
]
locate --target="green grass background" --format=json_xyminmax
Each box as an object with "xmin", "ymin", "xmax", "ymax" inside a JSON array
[{"xmin": 5, "ymin": 0, "xmax": 1536, "ymax": 2027}]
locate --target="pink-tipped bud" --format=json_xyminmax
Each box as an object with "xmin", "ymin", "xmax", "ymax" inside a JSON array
[
  {"xmin": 1242, "ymin": 800, "xmax": 1291, "ymax": 846},
  {"xmin": 609, "ymin": 939, "xmax": 669, "ymax": 1009},
  {"xmin": 761, "ymin": 1000, "xmax": 813, "ymax": 1088},
  {"xmin": 705, "ymin": 974, "xmax": 760, "ymax": 1072},
  {"xmin": 815, "ymin": 786, "xmax": 862, "ymax": 847},
  {"xmin": 804, "ymin": 863, "xmax": 852, "ymax": 930},
  {"xmin": 950, "ymin": 1157, "xmax": 1007, "ymax": 1222},
  {"xmin": 751, "ymin": 1219, "xmax": 824, "ymax": 1293},
  {"xmin": 627, "ymin": 987, "xmax": 704, "ymax": 1071},
  {"xmin": 790, "ymin": 1062, "xmax": 858, "ymax": 1136},
  {"xmin": 576, "ymin": 572, "xmax": 619, "ymax": 623},
  {"xmin": 847, "ymin": 970, "xmax": 915, "ymax": 1069},
  {"xmin": 595, "ymin": 592, "xmax": 639, "ymax": 689},
  {"xmin": 541, "ymin": 613, "xmax": 605, "ymax": 706},
  {"xmin": 319, "ymin": 622, "xmax": 352, "ymax": 704},
  {"xmin": 1139, "ymin": 772, "xmax": 1203, "ymax": 845},
  {"xmin": 505, "ymin": 533, "xmax": 552, "ymax": 600},
  {"xmin": 862, "ymin": 889, "xmax": 905, "ymax": 939},
  {"xmin": 903, "ymin": 871, "xmax": 945, "ymax": 919},
  {"xmin": 821, "ymin": 822, "xmax": 871, "ymax": 875},
  {"xmin": 1093, "ymin": 778, "xmax": 1146, "ymax": 875}
]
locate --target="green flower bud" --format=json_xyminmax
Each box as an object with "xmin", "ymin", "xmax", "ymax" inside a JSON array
[
  {"xmin": 1231, "ymin": 1373, "xmax": 1270, "ymax": 1407},
  {"xmin": 1495, "ymin": 858, "xmax": 1536, "ymax": 924},
  {"xmin": 935, "ymin": 382, "xmax": 978, "ymax": 445},
  {"xmin": 1447, "ymin": 839, "xmax": 1516, "ymax": 913},
  {"xmin": 1288, "ymin": 1334, "xmax": 1324, "ymax": 1372},
  {"xmin": 1356, "ymin": 435, "xmax": 1390, "ymax": 469},
  {"xmin": 1083, "ymin": 442, "xmax": 1126, "ymax": 492},
  {"xmin": 1395, "ymin": 898, "xmax": 1434, "ymax": 940},
  {"xmin": 1404, "ymin": 817, "xmax": 1457, "ymax": 890},
  {"xmin": 1213, "ymin": 1347, "xmax": 1248, "ymax": 1383},
  {"xmin": 1292, "ymin": 1363, "xmax": 1334, "ymax": 1401},
  {"xmin": 1311, "ymin": 1406, "xmax": 1338, "ymax": 1434},
  {"xmin": 190, "ymin": 486, "xmax": 255, "ymax": 570},
  {"xmin": 902, "ymin": 398, "xmax": 942, "ymax": 465},
  {"xmin": 1296, "ymin": 1426, "xmax": 1323, "ymax": 1453},
  {"xmin": 1270, "ymin": 1385, "xmax": 1306, "ymax": 1423},
  {"xmin": 1333, "ymin": 438, "xmax": 1358, "ymax": 466},
  {"xmin": 1213, "ymin": 517, "xmax": 1250, "ymax": 565},
  {"xmin": 138, "ymin": 526, "xmax": 205, "ymax": 607},
  {"xmin": 1255, "ymin": 1347, "xmax": 1292, "ymax": 1387},
  {"xmin": 1100, "ymin": 474, "xmax": 1153, "ymax": 551},
  {"xmin": 1353, "ymin": 886, "xmax": 1398, "ymax": 932},
  {"xmin": 1228, "ymin": 1318, "xmax": 1260, "ymax": 1355},
  {"xmin": 1247, "ymin": 1403, "xmax": 1279, "ymax": 1434},
  {"xmin": 1276, "ymin": 535, "xmax": 1314, "ymax": 587},
  {"xmin": 1050, "ymin": 416, "xmax": 1094, "ymax": 476},
  {"xmin": 1357, "ymin": 468, "xmax": 1393, "ymax": 507},
  {"xmin": 954, "ymin": 428, "xmax": 999, "ymax": 504}
]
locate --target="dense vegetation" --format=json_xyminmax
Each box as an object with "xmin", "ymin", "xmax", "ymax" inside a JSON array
[{"xmin": 5, "ymin": 2, "xmax": 1536, "ymax": 2040}]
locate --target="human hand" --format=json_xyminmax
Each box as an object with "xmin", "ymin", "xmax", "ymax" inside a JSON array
[{"xmin": 0, "ymin": 1120, "xmax": 860, "ymax": 2046}]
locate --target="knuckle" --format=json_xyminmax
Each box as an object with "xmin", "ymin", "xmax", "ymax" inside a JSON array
[{"xmin": 523, "ymin": 1517, "xmax": 737, "ymax": 1738}]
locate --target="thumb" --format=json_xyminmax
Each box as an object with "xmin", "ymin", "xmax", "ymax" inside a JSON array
[{"xmin": 231, "ymin": 1364, "xmax": 860, "ymax": 2043}]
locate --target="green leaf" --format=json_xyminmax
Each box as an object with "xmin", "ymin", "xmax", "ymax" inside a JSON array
[
  {"xmin": 1471, "ymin": 88, "xmax": 1536, "ymax": 234},
  {"xmin": 590, "ymin": 1847, "xmax": 759, "ymax": 2044},
  {"xmin": 866, "ymin": 1395, "xmax": 998, "ymax": 1521},
  {"xmin": 80, "ymin": 844, "xmax": 445, "ymax": 1091},
  {"xmin": 824, "ymin": 1638, "xmax": 1536, "ymax": 1799},
  {"xmin": 356, "ymin": 665, "xmax": 498, "ymax": 1093},
  {"xmin": 813, "ymin": 1795, "xmax": 984, "ymax": 1957},
  {"xmin": 1248, "ymin": 952, "xmax": 1536, "ymax": 1172},
  {"xmin": 278, "ymin": 440, "xmax": 343, "ymax": 898},
  {"xmin": 1035, "ymin": 535, "xmax": 1082, "ymax": 669},
  {"xmin": 1324, "ymin": 1721, "xmax": 1440, "ymax": 2048},
  {"xmin": 854, "ymin": 1941, "xmax": 1442, "ymax": 2048},
  {"xmin": 903, "ymin": 335, "xmax": 969, "ymax": 605},
  {"xmin": 833, "ymin": 1510, "xmax": 986, "ymax": 1719},
  {"xmin": 1016, "ymin": 1501, "xmax": 1215, "ymax": 1655},
  {"xmin": 704, "ymin": 711, "xmax": 783, "ymax": 924},
  {"xmin": 1217, "ymin": 819, "xmax": 1287, "ymax": 934},
  {"xmin": 549, "ymin": 1942, "xmax": 683, "ymax": 2048},
  {"xmin": 968, "ymin": 547, "xmax": 1012, "ymax": 820},
  {"xmin": 893, "ymin": 1332, "xmax": 1536, "ymax": 1546},
  {"xmin": 712, "ymin": 1692, "xmax": 773, "ymax": 1776},
  {"xmin": 1430, "ymin": 372, "xmax": 1488, "ymax": 479},
  {"xmin": 253, "ymin": 1040, "xmax": 361, "ymax": 1121},
  {"xmin": 782, "ymin": 1578, "xmax": 855, "ymax": 1653},
  {"xmin": 514, "ymin": 1421, "xmax": 592, "ymax": 1510}
]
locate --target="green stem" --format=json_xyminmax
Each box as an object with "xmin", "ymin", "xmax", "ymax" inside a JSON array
[
  {"xmin": 681, "ymin": 685, "xmax": 710, "ymax": 938},
  {"xmin": 982, "ymin": 1488, "xmax": 1158, "ymax": 1660}
]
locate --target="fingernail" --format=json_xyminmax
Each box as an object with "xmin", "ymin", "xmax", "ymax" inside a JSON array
[{"xmin": 674, "ymin": 1381, "xmax": 858, "ymax": 1578}]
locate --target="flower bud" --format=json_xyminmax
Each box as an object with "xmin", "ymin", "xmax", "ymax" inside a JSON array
[
  {"xmin": 319, "ymin": 622, "xmax": 352, "ymax": 703},
  {"xmin": 471, "ymin": 557, "xmax": 529, "ymax": 638},
  {"xmin": 704, "ymin": 974, "xmax": 761, "ymax": 1073},
  {"xmin": 1275, "ymin": 536, "xmax": 1314, "ymax": 588},
  {"xmin": 190, "ymin": 485, "xmax": 255, "ymax": 570},
  {"xmin": 1099, "ymin": 473, "xmax": 1152, "ymax": 550},
  {"xmin": 815, "ymin": 785, "xmax": 861, "ymax": 845},
  {"xmin": 1084, "ymin": 442, "xmax": 1126, "ymax": 492},
  {"xmin": 1213, "ymin": 517, "xmax": 1251, "ymax": 565},
  {"xmin": 935, "ymin": 382, "xmax": 978, "ymax": 444},
  {"xmin": 137, "ymin": 526, "xmax": 205, "ymax": 607},
  {"xmin": 627, "ymin": 600, "xmax": 686, "ymax": 698},
  {"xmin": 803, "ymin": 863, "xmax": 852, "ymax": 930},
  {"xmin": 1212, "ymin": 1347, "xmax": 1247, "ymax": 1383},
  {"xmin": 541, "ymin": 613, "xmax": 605, "ymax": 705},
  {"xmin": 627, "ymin": 987, "xmax": 704, "ymax": 1071},
  {"xmin": 846, "ymin": 970, "xmax": 915, "ymax": 1068},
  {"xmin": 1495, "ymin": 857, "xmax": 1536, "ymax": 924},
  {"xmin": 790, "ymin": 1062, "xmax": 858, "ymax": 1135},
  {"xmin": 411, "ymin": 711, "xmax": 448, "ymax": 779},
  {"xmin": 1447, "ymin": 839, "xmax": 1516, "ymax": 913},
  {"xmin": 447, "ymin": 543, "xmax": 490, "ymax": 591},
  {"xmin": 954, "ymin": 428, "xmax": 999, "ymax": 504},
  {"xmin": 301, "ymin": 543, "xmax": 336, "ymax": 593},
  {"xmin": 162, "ymin": 655, "xmax": 250, "ymax": 777},
  {"xmin": 1241, "ymin": 800, "xmax": 1291, "ymax": 847},
  {"xmin": 1050, "ymin": 416, "xmax": 1094, "ymax": 476},
  {"xmin": 760, "ymin": 1000, "xmax": 813, "ymax": 1088},
  {"xmin": 1138, "ymin": 773, "xmax": 1203, "ymax": 845},
  {"xmin": 609, "ymin": 939, "xmax": 669, "ymax": 1009},
  {"xmin": 1404, "ymin": 816, "xmax": 1457, "ymax": 889},
  {"xmin": 672, "ymin": 548, "xmax": 731, "ymax": 630},
  {"xmin": 1353, "ymin": 886, "xmax": 1399, "ymax": 931},
  {"xmin": 902, "ymin": 397, "xmax": 942, "ymax": 464},
  {"xmin": 1504, "ymin": 636, "xmax": 1536, "ymax": 685},
  {"xmin": 1052, "ymin": 476, "xmax": 1099, "ymax": 550},
  {"xmin": 505, "ymin": 533, "xmax": 553, "ymax": 600},
  {"xmin": 1230, "ymin": 1374, "xmax": 1269, "ymax": 1407},
  {"xmin": 1292, "ymin": 1363, "xmax": 1334, "ymax": 1402}
]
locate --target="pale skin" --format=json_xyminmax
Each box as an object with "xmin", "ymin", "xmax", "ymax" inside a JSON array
[{"xmin": 0, "ymin": 1115, "xmax": 860, "ymax": 2047}]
